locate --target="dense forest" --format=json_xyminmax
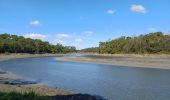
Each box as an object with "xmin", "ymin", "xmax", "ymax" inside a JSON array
[
  {"xmin": 80, "ymin": 32, "xmax": 170, "ymax": 54},
  {"xmin": 0, "ymin": 33, "xmax": 76, "ymax": 54}
]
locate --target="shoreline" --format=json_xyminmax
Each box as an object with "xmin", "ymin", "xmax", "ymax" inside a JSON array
[
  {"xmin": 0, "ymin": 71, "xmax": 72, "ymax": 96},
  {"xmin": 0, "ymin": 53, "xmax": 65, "ymax": 62},
  {"xmin": 57, "ymin": 54, "xmax": 170, "ymax": 70}
]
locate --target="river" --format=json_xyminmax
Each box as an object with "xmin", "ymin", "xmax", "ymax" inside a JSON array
[{"xmin": 0, "ymin": 57, "xmax": 170, "ymax": 100}]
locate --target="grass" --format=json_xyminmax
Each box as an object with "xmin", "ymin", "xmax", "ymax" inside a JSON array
[
  {"xmin": 0, "ymin": 92, "xmax": 48, "ymax": 100},
  {"xmin": 0, "ymin": 91, "xmax": 105, "ymax": 100}
]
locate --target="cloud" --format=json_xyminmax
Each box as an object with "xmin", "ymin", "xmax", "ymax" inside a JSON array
[
  {"xmin": 84, "ymin": 31, "xmax": 94, "ymax": 36},
  {"xmin": 24, "ymin": 33, "xmax": 46, "ymax": 40},
  {"xmin": 56, "ymin": 33, "xmax": 70, "ymax": 38},
  {"xmin": 107, "ymin": 9, "xmax": 115, "ymax": 14},
  {"xmin": 130, "ymin": 5, "xmax": 146, "ymax": 13},
  {"xmin": 30, "ymin": 20, "xmax": 41, "ymax": 26},
  {"xmin": 148, "ymin": 28, "xmax": 157, "ymax": 32},
  {"xmin": 55, "ymin": 40, "xmax": 64, "ymax": 44},
  {"xmin": 75, "ymin": 39, "xmax": 83, "ymax": 44}
]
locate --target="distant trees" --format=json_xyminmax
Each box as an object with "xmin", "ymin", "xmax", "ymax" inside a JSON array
[
  {"xmin": 80, "ymin": 32, "xmax": 170, "ymax": 54},
  {"xmin": 80, "ymin": 47, "xmax": 99, "ymax": 53},
  {"xmin": 0, "ymin": 33, "xmax": 76, "ymax": 54}
]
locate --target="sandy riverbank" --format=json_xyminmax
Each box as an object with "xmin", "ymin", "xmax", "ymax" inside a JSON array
[{"xmin": 57, "ymin": 54, "xmax": 170, "ymax": 69}]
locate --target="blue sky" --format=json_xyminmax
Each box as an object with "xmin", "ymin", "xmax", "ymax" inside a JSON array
[{"xmin": 0, "ymin": 0, "xmax": 170, "ymax": 49}]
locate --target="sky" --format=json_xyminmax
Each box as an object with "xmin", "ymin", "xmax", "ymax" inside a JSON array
[{"xmin": 0, "ymin": 0, "xmax": 170, "ymax": 49}]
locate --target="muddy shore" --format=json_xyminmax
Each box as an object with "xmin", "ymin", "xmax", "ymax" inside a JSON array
[
  {"xmin": 0, "ymin": 53, "xmax": 64, "ymax": 62},
  {"xmin": 57, "ymin": 54, "xmax": 170, "ymax": 69}
]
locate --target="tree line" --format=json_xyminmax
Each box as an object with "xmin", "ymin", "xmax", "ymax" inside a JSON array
[
  {"xmin": 0, "ymin": 33, "xmax": 76, "ymax": 54},
  {"xmin": 80, "ymin": 32, "xmax": 170, "ymax": 54},
  {"xmin": 80, "ymin": 47, "xmax": 99, "ymax": 53}
]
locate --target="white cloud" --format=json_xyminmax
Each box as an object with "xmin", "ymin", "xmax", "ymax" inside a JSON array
[
  {"xmin": 84, "ymin": 31, "xmax": 94, "ymax": 36},
  {"xmin": 130, "ymin": 5, "xmax": 146, "ymax": 13},
  {"xmin": 148, "ymin": 28, "xmax": 157, "ymax": 32},
  {"xmin": 75, "ymin": 39, "xmax": 83, "ymax": 44},
  {"xmin": 30, "ymin": 20, "xmax": 41, "ymax": 26},
  {"xmin": 56, "ymin": 33, "xmax": 70, "ymax": 38},
  {"xmin": 55, "ymin": 40, "xmax": 64, "ymax": 44},
  {"xmin": 107, "ymin": 9, "xmax": 115, "ymax": 14},
  {"xmin": 24, "ymin": 33, "xmax": 46, "ymax": 40}
]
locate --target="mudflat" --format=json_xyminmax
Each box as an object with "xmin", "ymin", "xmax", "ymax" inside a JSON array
[
  {"xmin": 0, "ymin": 53, "xmax": 64, "ymax": 61},
  {"xmin": 58, "ymin": 54, "xmax": 170, "ymax": 69}
]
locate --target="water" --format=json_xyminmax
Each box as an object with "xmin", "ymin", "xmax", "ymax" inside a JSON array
[{"xmin": 0, "ymin": 57, "xmax": 170, "ymax": 100}]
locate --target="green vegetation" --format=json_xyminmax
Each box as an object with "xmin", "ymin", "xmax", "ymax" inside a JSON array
[
  {"xmin": 0, "ymin": 33, "xmax": 76, "ymax": 54},
  {"xmin": 0, "ymin": 92, "xmax": 47, "ymax": 100},
  {"xmin": 1, "ymin": 32, "xmax": 170, "ymax": 54},
  {"xmin": 81, "ymin": 32, "xmax": 170, "ymax": 54},
  {"xmin": 0, "ymin": 92, "xmax": 104, "ymax": 100},
  {"xmin": 80, "ymin": 47, "xmax": 99, "ymax": 53}
]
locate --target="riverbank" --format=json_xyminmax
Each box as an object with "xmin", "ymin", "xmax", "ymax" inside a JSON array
[
  {"xmin": 0, "ymin": 53, "xmax": 64, "ymax": 62},
  {"xmin": 0, "ymin": 72, "xmax": 71, "ymax": 98},
  {"xmin": 57, "ymin": 54, "xmax": 170, "ymax": 69}
]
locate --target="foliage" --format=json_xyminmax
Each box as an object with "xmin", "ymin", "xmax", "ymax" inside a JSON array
[
  {"xmin": 0, "ymin": 33, "xmax": 76, "ymax": 54},
  {"xmin": 0, "ymin": 92, "xmax": 105, "ymax": 100},
  {"xmin": 80, "ymin": 32, "xmax": 170, "ymax": 54},
  {"xmin": 99, "ymin": 32, "xmax": 170, "ymax": 54},
  {"xmin": 0, "ymin": 92, "xmax": 47, "ymax": 100},
  {"xmin": 80, "ymin": 47, "xmax": 99, "ymax": 53}
]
